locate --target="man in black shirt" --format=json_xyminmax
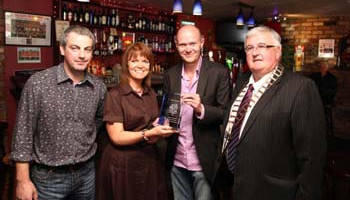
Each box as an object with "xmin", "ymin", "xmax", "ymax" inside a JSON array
[{"xmin": 311, "ymin": 60, "xmax": 337, "ymax": 135}]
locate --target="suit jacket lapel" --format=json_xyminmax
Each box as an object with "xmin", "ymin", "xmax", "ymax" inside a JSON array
[
  {"xmin": 238, "ymin": 73, "xmax": 283, "ymax": 143},
  {"xmin": 170, "ymin": 63, "xmax": 182, "ymax": 94},
  {"xmin": 196, "ymin": 60, "xmax": 209, "ymax": 98}
]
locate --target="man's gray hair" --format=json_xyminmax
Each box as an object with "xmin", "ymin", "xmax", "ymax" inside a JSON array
[
  {"xmin": 245, "ymin": 26, "xmax": 281, "ymax": 47},
  {"xmin": 60, "ymin": 25, "xmax": 95, "ymax": 48}
]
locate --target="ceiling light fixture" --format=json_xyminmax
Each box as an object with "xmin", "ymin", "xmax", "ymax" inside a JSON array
[
  {"xmin": 172, "ymin": 0, "xmax": 183, "ymax": 14},
  {"xmin": 246, "ymin": 8, "xmax": 255, "ymax": 27},
  {"xmin": 77, "ymin": 0, "xmax": 90, "ymax": 2},
  {"xmin": 236, "ymin": 8, "xmax": 244, "ymax": 26},
  {"xmin": 192, "ymin": 0, "xmax": 203, "ymax": 16}
]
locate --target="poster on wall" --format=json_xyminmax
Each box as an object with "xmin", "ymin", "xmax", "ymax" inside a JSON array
[
  {"xmin": 17, "ymin": 47, "xmax": 41, "ymax": 63},
  {"xmin": 318, "ymin": 39, "xmax": 335, "ymax": 58},
  {"xmin": 55, "ymin": 20, "xmax": 70, "ymax": 41},
  {"xmin": 5, "ymin": 12, "xmax": 51, "ymax": 46}
]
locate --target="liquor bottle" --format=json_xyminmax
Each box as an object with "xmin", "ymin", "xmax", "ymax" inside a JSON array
[
  {"xmin": 106, "ymin": 10, "xmax": 112, "ymax": 26},
  {"xmin": 127, "ymin": 14, "xmax": 134, "ymax": 29},
  {"xmin": 145, "ymin": 17, "xmax": 150, "ymax": 31},
  {"xmin": 170, "ymin": 16, "xmax": 175, "ymax": 34},
  {"xmin": 98, "ymin": 10, "xmax": 103, "ymax": 25},
  {"xmin": 144, "ymin": 37, "xmax": 149, "ymax": 46},
  {"xmin": 135, "ymin": 14, "xmax": 139, "ymax": 30},
  {"xmin": 62, "ymin": 4, "xmax": 67, "ymax": 21},
  {"xmin": 108, "ymin": 35, "xmax": 114, "ymax": 55},
  {"xmin": 101, "ymin": 30, "xmax": 108, "ymax": 56},
  {"xmin": 138, "ymin": 13, "xmax": 143, "ymax": 30},
  {"xmin": 73, "ymin": 6, "xmax": 78, "ymax": 22},
  {"xmin": 79, "ymin": 7, "xmax": 84, "ymax": 23},
  {"xmin": 115, "ymin": 9, "xmax": 120, "ymax": 27},
  {"xmin": 93, "ymin": 29, "xmax": 100, "ymax": 56},
  {"xmin": 93, "ymin": 9, "xmax": 98, "ymax": 25},
  {"xmin": 111, "ymin": 9, "xmax": 116, "ymax": 27},
  {"xmin": 114, "ymin": 34, "xmax": 119, "ymax": 50},
  {"xmin": 67, "ymin": 4, "xmax": 73, "ymax": 21},
  {"xmin": 101, "ymin": 9, "xmax": 107, "ymax": 26},
  {"xmin": 84, "ymin": 8, "xmax": 90, "ymax": 24},
  {"xmin": 158, "ymin": 15, "xmax": 162, "ymax": 32},
  {"xmin": 142, "ymin": 15, "xmax": 146, "ymax": 30},
  {"xmin": 89, "ymin": 9, "xmax": 94, "ymax": 25}
]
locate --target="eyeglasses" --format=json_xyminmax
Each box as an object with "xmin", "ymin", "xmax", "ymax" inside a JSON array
[{"xmin": 245, "ymin": 43, "xmax": 278, "ymax": 54}]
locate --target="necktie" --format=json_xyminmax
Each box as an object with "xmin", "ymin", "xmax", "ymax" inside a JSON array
[{"xmin": 227, "ymin": 84, "xmax": 254, "ymax": 173}]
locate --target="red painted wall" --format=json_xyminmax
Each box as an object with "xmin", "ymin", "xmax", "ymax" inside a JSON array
[{"xmin": 3, "ymin": 0, "xmax": 54, "ymax": 145}]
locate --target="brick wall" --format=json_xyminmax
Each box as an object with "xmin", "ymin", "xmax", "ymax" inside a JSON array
[
  {"xmin": 281, "ymin": 16, "xmax": 350, "ymax": 71},
  {"xmin": 0, "ymin": 0, "xmax": 7, "ymax": 121},
  {"xmin": 280, "ymin": 16, "xmax": 350, "ymax": 138}
]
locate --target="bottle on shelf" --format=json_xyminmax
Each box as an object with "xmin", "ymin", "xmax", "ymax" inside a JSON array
[
  {"xmin": 84, "ymin": 8, "xmax": 90, "ymax": 24},
  {"xmin": 79, "ymin": 6, "xmax": 84, "ymax": 23},
  {"xmin": 67, "ymin": 4, "xmax": 73, "ymax": 21},
  {"xmin": 111, "ymin": 9, "xmax": 116, "ymax": 27},
  {"xmin": 73, "ymin": 6, "xmax": 78, "ymax": 22},
  {"xmin": 115, "ymin": 9, "xmax": 120, "ymax": 27},
  {"xmin": 93, "ymin": 9, "xmax": 98, "ymax": 25},
  {"xmin": 107, "ymin": 9, "xmax": 111, "ymax": 26},
  {"xmin": 62, "ymin": 4, "xmax": 67, "ymax": 21},
  {"xmin": 101, "ymin": 9, "xmax": 107, "ymax": 26},
  {"xmin": 89, "ymin": 9, "xmax": 94, "ymax": 25}
]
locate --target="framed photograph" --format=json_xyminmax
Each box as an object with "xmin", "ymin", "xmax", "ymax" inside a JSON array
[
  {"xmin": 17, "ymin": 47, "xmax": 41, "ymax": 63},
  {"xmin": 5, "ymin": 12, "xmax": 51, "ymax": 46},
  {"xmin": 318, "ymin": 39, "xmax": 335, "ymax": 58},
  {"xmin": 55, "ymin": 20, "xmax": 70, "ymax": 41}
]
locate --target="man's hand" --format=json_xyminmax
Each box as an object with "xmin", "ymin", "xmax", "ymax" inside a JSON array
[
  {"xmin": 16, "ymin": 179, "xmax": 38, "ymax": 200},
  {"xmin": 181, "ymin": 93, "xmax": 203, "ymax": 115}
]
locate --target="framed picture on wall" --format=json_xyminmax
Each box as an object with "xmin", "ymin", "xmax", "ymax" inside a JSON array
[
  {"xmin": 17, "ymin": 47, "xmax": 41, "ymax": 63},
  {"xmin": 318, "ymin": 39, "xmax": 335, "ymax": 58},
  {"xmin": 5, "ymin": 12, "xmax": 51, "ymax": 46}
]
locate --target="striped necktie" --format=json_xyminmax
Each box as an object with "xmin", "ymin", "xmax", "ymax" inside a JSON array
[{"xmin": 227, "ymin": 84, "xmax": 254, "ymax": 173}]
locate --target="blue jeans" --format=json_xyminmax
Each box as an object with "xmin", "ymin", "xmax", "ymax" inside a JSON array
[
  {"xmin": 30, "ymin": 160, "xmax": 95, "ymax": 200},
  {"xmin": 171, "ymin": 165, "xmax": 213, "ymax": 200}
]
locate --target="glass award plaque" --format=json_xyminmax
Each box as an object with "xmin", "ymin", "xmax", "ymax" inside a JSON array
[{"xmin": 158, "ymin": 93, "xmax": 181, "ymax": 130}]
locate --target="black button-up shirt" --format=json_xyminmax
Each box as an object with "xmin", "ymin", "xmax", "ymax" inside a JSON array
[{"xmin": 11, "ymin": 63, "xmax": 107, "ymax": 166}]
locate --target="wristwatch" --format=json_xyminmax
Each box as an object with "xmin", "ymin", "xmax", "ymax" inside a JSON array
[{"xmin": 141, "ymin": 129, "xmax": 150, "ymax": 141}]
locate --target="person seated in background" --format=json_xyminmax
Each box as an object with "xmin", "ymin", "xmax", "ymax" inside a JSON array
[{"xmin": 311, "ymin": 60, "xmax": 337, "ymax": 135}]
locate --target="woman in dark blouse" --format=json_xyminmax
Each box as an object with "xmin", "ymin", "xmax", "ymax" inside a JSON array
[{"xmin": 96, "ymin": 42, "xmax": 176, "ymax": 200}]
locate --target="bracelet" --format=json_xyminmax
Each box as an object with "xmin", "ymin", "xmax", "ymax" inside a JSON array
[{"xmin": 141, "ymin": 129, "xmax": 150, "ymax": 141}]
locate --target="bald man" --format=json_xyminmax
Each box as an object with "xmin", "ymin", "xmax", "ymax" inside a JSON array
[{"xmin": 163, "ymin": 25, "xmax": 231, "ymax": 200}]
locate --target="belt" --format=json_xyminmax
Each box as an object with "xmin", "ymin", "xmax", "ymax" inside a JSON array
[{"xmin": 32, "ymin": 158, "xmax": 93, "ymax": 172}]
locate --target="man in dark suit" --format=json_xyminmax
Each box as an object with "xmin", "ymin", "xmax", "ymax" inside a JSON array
[
  {"xmin": 220, "ymin": 26, "xmax": 327, "ymax": 200},
  {"xmin": 163, "ymin": 25, "xmax": 231, "ymax": 200}
]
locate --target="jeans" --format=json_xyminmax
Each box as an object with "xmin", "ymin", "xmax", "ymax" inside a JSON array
[
  {"xmin": 171, "ymin": 165, "xmax": 213, "ymax": 200},
  {"xmin": 30, "ymin": 160, "xmax": 95, "ymax": 200}
]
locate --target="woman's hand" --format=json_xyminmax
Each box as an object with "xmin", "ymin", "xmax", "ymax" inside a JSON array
[{"xmin": 146, "ymin": 125, "xmax": 177, "ymax": 138}]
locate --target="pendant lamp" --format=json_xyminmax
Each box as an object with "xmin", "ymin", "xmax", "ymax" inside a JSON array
[
  {"xmin": 246, "ymin": 9, "xmax": 255, "ymax": 27},
  {"xmin": 193, "ymin": 0, "xmax": 203, "ymax": 16},
  {"xmin": 236, "ymin": 8, "xmax": 244, "ymax": 26},
  {"xmin": 173, "ymin": 0, "xmax": 183, "ymax": 14}
]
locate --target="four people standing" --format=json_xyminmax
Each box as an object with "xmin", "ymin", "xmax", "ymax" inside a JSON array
[{"xmin": 11, "ymin": 24, "xmax": 328, "ymax": 200}]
